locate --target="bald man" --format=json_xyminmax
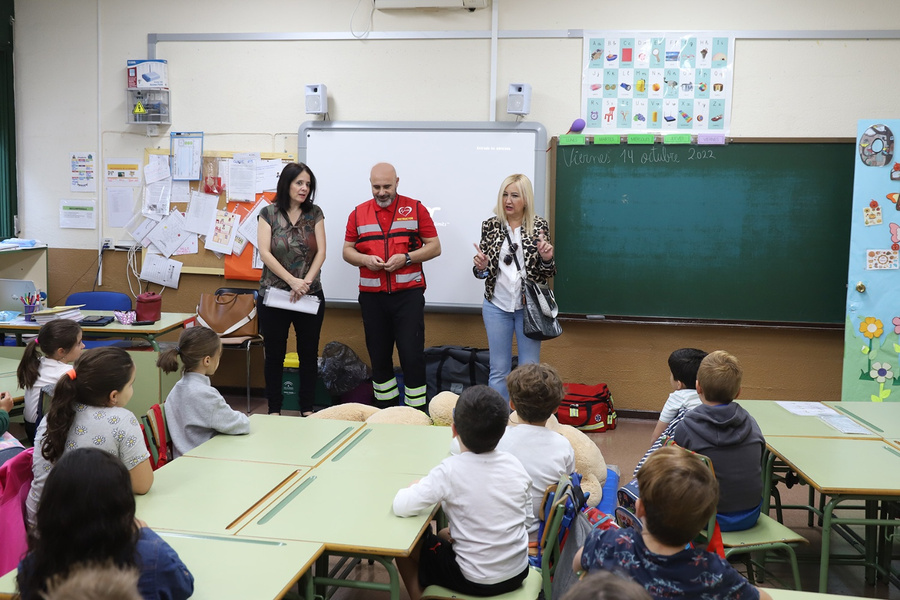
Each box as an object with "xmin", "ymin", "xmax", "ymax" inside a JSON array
[{"xmin": 343, "ymin": 163, "xmax": 441, "ymax": 410}]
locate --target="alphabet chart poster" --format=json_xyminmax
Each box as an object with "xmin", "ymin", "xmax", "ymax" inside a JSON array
[{"xmin": 581, "ymin": 32, "xmax": 735, "ymax": 135}]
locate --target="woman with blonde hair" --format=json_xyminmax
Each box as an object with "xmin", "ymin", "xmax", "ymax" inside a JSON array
[{"xmin": 473, "ymin": 174, "xmax": 556, "ymax": 400}]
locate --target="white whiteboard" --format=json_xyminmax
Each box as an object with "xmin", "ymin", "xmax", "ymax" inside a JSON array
[{"xmin": 298, "ymin": 122, "xmax": 547, "ymax": 310}]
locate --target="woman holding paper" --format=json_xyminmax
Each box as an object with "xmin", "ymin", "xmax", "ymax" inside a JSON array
[{"xmin": 257, "ymin": 162, "xmax": 326, "ymax": 416}]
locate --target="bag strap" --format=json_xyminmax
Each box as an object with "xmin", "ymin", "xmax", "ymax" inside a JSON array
[
  {"xmin": 196, "ymin": 305, "xmax": 257, "ymax": 336},
  {"xmin": 505, "ymin": 228, "xmax": 525, "ymax": 274}
]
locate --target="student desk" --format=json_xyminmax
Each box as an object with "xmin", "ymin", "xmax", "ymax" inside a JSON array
[
  {"xmin": 735, "ymin": 399, "xmax": 878, "ymax": 439},
  {"xmin": 765, "ymin": 589, "xmax": 869, "ymax": 599},
  {"xmin": 0, "ymin": 534, "xmax": 324, "ymax": 600},
  {"xmin": 0, "ymin": 356, "xmax": 23, "ymax": 400},
  {"xmin": 135, "ymin": 457, "xmax": 310, "ymax": 535},
  {"xmin": 322, "ymin": 422, "xmax": 452, "ymax": 475},
  {"xmin": 824, "ymin": 401, "xmax": 900, "ymax": 438},
  {"xmin": 183, "ymin": 414, "xmax": 365, "ymax": 467},
  {"xmin": 763, "ymin": 436, "xmax": 900, "ymax": 592},
  {"xmin": 0, "ymin": 311, "xmax": 194, "ymax": 351}
]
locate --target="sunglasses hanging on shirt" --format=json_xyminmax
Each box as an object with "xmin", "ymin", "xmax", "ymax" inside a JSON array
[{"xmin": 503, "ymin": 242, "xmax": 520, "ymax": 266}]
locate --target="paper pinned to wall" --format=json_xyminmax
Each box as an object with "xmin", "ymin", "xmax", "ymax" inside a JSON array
[
  {"xmin": 70, "ymin": 152, "xmax": 96, "ymax": 193},
  {"xmin": 204, "ymin": 210, "xmax": 240, "ymax": 254},
  {"xmin": 144, "ymin": 154, "xmax": 171, "ymax": 185},
  {"xmin": 125, "ymin": 214, "xmax": 158, "ymax": 246},
  {"xmin": 228, "ymin": 153, "xmax": 259, "ymax": 202},
  {"xmin": 146, "ymin": 210, "xmax": 189, "ymax": 257},
  {"xmin": 140, "ymin": 253, "xmax": 182, "ymax": 288},
  {"xmin": 143, "ymin": 177, "xmax": 172, "ymax": 218},
  {"xmin": 105, "ymin": 157, "xmax": 141, "ymax": 187},
  {"xmin": 183, "ymin": 191, "xmax": 219, "ymax": 235},
  {"xmin": 106, "ymin": 187, "xmax": 136, "ymax": 228},
  {"xmin": 256, "ymin": 159, "xmax": 281, "ymax": 192},
  {"xmin": 59, "ymin": 199, "xmax": 96, "ymax": 229},
  {"xmin": 236, "ymin": 195, "xmax": 271, "ymax": 249}
]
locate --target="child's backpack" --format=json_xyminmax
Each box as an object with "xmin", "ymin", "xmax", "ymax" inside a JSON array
[
  {"xmin": 557, "ymin": 383, "xmax": 617, "ymax": 432},
  {"xmin": 140, "ymin": 404, "xmax": 171, "ymax": 470}
]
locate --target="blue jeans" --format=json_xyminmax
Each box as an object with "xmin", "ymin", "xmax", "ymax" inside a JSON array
[{"xmin": 482, "ymin": 299, "xmax": 541, "ymax": 401}]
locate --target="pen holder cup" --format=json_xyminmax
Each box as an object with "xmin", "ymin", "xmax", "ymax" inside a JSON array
[{"xmin": 24, "ymin": 303, "xmax": 42, "ymax": 322}]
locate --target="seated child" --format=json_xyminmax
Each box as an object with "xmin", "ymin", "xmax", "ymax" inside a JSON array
[
  {"xmin": 634, "ymin": 348, "xmax": 707, "ymax": 476},
  {"xmin": 157, "ymin": 326, "xmax": 250, "ymax": 458},
  {"xmin": 560, "ymin": 571, "xmax": 651, "ymax": 600},
  {"xmin": 18, "ymin": 447, "xmax": 193, "ymax": 600},
  {"xmin": 575, "ymin": 447, "xmax": 772, "ymax": 600},
  {"xmin": 393, "ymin": 385, "xmax": 531, "ymax": 600},
  {"xmin": 0, "ymin": 391, "xmax": 25, "ymax": 466},
  {"xmin": 497, "ymin": 363, "xmax": 575, "ymax": 538},
  {"xmin": 673, "ymin": 350, "xmax": 764, "ymax": 531},
  {"xmin": 650, "ymin": 348, "xmax": 707, "ymax": 444}
]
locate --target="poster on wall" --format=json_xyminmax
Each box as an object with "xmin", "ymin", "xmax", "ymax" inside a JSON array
[
  {"xmin": 581, "ymin": 32, "xmax": 735, "ymax": 135},
  {"xmin": 842, "ymin": 120, "xmax": 900, "ymax": 402}
]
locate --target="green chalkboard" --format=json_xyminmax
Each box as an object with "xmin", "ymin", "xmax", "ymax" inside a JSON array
[{"xmin": 553, "ymin": 140, "xmax": 853, "ymax": 323}]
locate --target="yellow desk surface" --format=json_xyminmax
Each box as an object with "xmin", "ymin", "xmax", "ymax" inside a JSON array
[
  {"xmin": 322, "ymin": 422, "xmax": 452, "ymax": 476},
  {"xmin": 0, "ymin": 534, "xmax": 324, "ymax": 600},
  {"xmin": 736, "ymin": 399, "xmax": 878, "ymax": 439},
  {"xmin": 135, "ymin": 457, "xmax": 309, "ymax": 535},
  {"xmin": 184, "ymin": 414, "xmax": 364, "ymax": 467},
  {"xmin": 236, "ymin": 466, "xmax": 434, "ymax": 556},
  {"xmin": 825, "ymin": 401, "xmax": 900, "ymax": 438}
]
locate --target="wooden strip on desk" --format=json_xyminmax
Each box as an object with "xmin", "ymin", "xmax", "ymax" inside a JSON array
[
  {"xmin": 226, "ymin": 469, "xmax": 304, "ymax": 530},
  {"xmin": 311, "ymin": 426, "xmax": 354, "ymax": 459},
  {"xmin": 330, "ymin": 428, "xmax": 371, "ymax": 462},
  {"xmin": 832, "ymin": 404, "xmax": 884, "ymax": 433},
  {"xmin": 258, "ymin": 475, "xmax": 317, "ymax": 524}
]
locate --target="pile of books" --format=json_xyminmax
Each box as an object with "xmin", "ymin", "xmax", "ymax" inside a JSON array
[{"xmin": 32, "ymin": 304, "xmax": 84, "ymax": 325}]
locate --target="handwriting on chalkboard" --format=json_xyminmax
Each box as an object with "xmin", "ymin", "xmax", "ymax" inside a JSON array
[{"xmin": 560, "ymin": 146, "xmax": 716, "ymax": 168}]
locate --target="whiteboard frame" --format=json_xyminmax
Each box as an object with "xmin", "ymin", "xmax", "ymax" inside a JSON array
[{"xmin": 298, "ymin": 120, "xmax": 548, "ymax": 311}]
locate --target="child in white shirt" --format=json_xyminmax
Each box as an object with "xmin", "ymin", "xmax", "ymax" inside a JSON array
[
  {"xmin": 497, "ymin": 363, "xmax": 576, "ymax": 538},
  {"xmin": 16, "ymin": 320, "xmax": 85, "ymax": 444},
  {"xmin": 649, "ymin": 348, "xmax": 707, "ymax": 444},
  {"xmin": 157, "ymin": 327, "xmax": 250, "ymax": 458},
  {"xmin": 393, "ymin": 385, "xmax": 531, "ymax": 600}
]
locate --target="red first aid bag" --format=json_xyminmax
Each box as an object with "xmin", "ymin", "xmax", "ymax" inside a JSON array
[{"xmin": 557, "ymin": 383, "xmax": 617, "ymax": 432}]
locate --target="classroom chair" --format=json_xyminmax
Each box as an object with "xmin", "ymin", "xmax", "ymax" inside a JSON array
[
  {"xmin": 0, "ymin": 447, "xmax": 34, "ymax": 575},
  {"xmin": 212, "ymin": 288, "xmax": 263, "ymax": 413},
  {"xmin": 65, "ymin": 291, "xmax": 133, "ymax": 349},
  {"xmin": 140, "ymin": 403, "xmax": 172, "ymax": 470},
  {"xmin": 694, "ymin": 451, "xmax": 808, "ymax": 591},
  {"xmin": 420, "ymin": 475, "xmax": 571, "ymax": 600}
]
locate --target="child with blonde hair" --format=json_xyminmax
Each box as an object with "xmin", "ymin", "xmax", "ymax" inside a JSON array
[{"xmin": 157, "ymin": 326, "xmax": 250, "ymax": 458}]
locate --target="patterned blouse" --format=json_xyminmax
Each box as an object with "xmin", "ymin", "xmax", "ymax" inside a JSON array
[
  {"xmin": 258, "ymin": 203, "xmax": 325, "ymax": 295},
  {"xmin": 474, "ymin": 215, "xmax": 556, "ymax": 302}
]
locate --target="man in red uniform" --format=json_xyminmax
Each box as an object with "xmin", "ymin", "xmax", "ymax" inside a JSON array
[{"xmin": 343, "ymin": 163, "xmax": 441, "ymax": 410}]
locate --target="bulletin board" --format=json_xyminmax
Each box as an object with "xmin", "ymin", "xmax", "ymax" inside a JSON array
[{"xmin": 141, "ymin": 149, "xmax": 294, "ymax": 278}]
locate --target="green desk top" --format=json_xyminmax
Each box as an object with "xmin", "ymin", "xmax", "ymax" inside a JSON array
[
  {"xmin": 824, "ymin": 401, "xmax": 900, "ymax": 438},
  {"xmin": 765, "ymin": 588, "xmax": 869, "ymax": 599},
  {"xmin": 184, "ymin": 414, "xmax": 364, "ymax": 467},
  {"xmin": 735, "ymin": 399, "xmax": 878, "ymax": 439},
  {"xmin": 0, "ymin": 534, "xmax": 323, "ymax": 600},
  {"xmin": 236, "ymin": 467, "xmax": 434, "ymax": 556},
  {"xmin": 765, "ymin": 436, "xmax": 900, "ymax": 496},
  {"xmin": 0, "ymin": 357, "xmax": 24, "ymax": 401},
  {"xmin": 135, "ymin": 457, "xmax": 308, "ymax": 535},
  {"xmin": 322, "ymin": 422, "xmax": 451, "ymax": 476},
  {"xmin": 158, "ymin": 531, "xmax": 322, "ymax": 600}
]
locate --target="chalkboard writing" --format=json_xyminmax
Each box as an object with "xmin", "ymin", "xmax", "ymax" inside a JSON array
[{"xmin": 553, "ymin": 140, "xmax": 853, "ymax": 323}]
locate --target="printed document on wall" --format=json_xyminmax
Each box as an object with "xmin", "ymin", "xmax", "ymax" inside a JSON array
[
  {"xmin": 60, "ymin": 199, "xmax": 96, "ymax": 229},
  {"xmin": 140, "ymin": 253, "xmax": 182, "ymax": 288},
  {"xmin": 70, "ymin": 152, "xmax": 96, "ymax": 193}
]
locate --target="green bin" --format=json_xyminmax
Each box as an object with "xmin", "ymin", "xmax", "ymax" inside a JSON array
[{"xmin": 282, "ymin": 352, "xmax": 300, "ymax": 412}]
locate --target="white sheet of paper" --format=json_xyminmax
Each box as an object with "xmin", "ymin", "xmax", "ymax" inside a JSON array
[
  {"xmin": 148, "ymin": 233, "xmax": 198, "ymax": 256},
  {"xmin": 106, "ymin": 187, "xmax": 136, "ymax": 228},
  {"xmin": 237, "ymin": 197, "xmax": 270, "ymax": 248},
  {"xmin": 218, "ymin": 159, "xmax": 231, "ymax": 190},
  {"xmin": 256, "ymin": 160, "xmax": 280, "ymax": 192},
  {"xmin": 819, "ymin": 414, "xmax": 874, "ymax": 435},
  {"xmin": 146, "ymin": 210, "xmax": 189, "ymax": 257},
  {"xmin": 171, "ymin": 180, "xmax": 192, "ymax": 204},
  {"xmin": 126, "ymin": 215, "xmax": 158, "ymax": 245},
  {"xmin": 70, "ymin": 151, "xmax": 96, "ymax": 193},
  {"xmin": 105, "ymin": 157, "xmax": 141, "ymax": 187},
  {"xmin": 142, "ymin": 177, "xmax": 172, "ymax": 218},
  {"xmin": 140, "ymin": 253, "xmax": 182, "ymax": 288},
  {"xmin": 252, "ymin": 246, "xmax": 264, "ymax": 270},
  {"xmin": 59, "ymin": 199, "xmax": 96, "ymax": 229},
  {"xmin": 228, "ymin": 153, "xmax": 259, "ymax": 202},
  {"xmin": 204, "ymin": 210, "xmax": 239, "ymax": 254},
  {"xmin": 232, "ymin": 232, "xmax": 249, "ymax": 256},
  {"xmin": 144, "ymin": 155, "xmax": 171, "ymax": 185},
  {"xmin": 183, "ymin": 191, "xmax": 220, "ymax": 235},
  {"xmin": 775, "ymin": 401, "xmax": 838, "ymax": 417},
  {"xmin": 171, "ymin": 136, "xmax": 202, "ymax": 181}
]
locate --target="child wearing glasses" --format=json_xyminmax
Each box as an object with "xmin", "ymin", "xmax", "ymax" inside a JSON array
[{"xmin": 472, "ymin": 174, "xmax": 556, "ymax": 400}]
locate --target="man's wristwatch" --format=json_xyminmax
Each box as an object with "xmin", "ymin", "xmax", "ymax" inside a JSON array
[{"xmin": 405, "ymin": 253, "xmax": 412, "ymax": 266}]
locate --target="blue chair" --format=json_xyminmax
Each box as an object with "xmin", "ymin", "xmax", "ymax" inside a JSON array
[{"xmin": 66, "ymin": 291, "xmax": 132, "ymax": 348}]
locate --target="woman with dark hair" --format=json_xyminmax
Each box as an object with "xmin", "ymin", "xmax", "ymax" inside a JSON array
[
  {"xmin": 257, "ymin": 162, "xmax": 326, "ymax": 416},
  {"xmin": 16, "ymin": 447, "xmax": 193, "ymax": 600}
]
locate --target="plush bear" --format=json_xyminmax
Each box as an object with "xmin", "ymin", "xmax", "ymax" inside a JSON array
[
  {"xmin": 554, "ymin": 424, "xmax": 608, "ymax": 507},
  {"xmin": 428, "ymin": 391, "xmax": 459, "ymax": 426},
  {"xmin": 308, "ymin": 402, "xmax": 380, "ymax": 422},
  {"xmin": 366, "ymin": 406, "xmax": 433, "ymax": 426}
]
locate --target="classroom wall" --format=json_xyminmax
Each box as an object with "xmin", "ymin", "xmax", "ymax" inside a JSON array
[{"xmin": 17, "ymin": 0, "xmax": 892, "ymax": 409}]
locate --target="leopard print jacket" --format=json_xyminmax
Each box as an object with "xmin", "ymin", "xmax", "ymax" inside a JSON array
[{"xmin": 473, "ymin": 215, "xmax": 557, "ymax": 301}]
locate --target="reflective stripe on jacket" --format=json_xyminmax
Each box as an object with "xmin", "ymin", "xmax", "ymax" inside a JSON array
[{"xmin": 353, "ymin": 196, "xmax": 426, "ymax": 293}]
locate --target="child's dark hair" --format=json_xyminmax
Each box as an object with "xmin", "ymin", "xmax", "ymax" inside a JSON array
[
  {"xmin": 452, "ymin": 385, "xmax": 508, "ymax": 454},
  {"xmin": 636, "ymin": 446, "xmax": 718, "ymax": 547},
  {"xmin": 17, "ymin": 320, "xmax": 83, "ymax": 389},
  {"xmin": 157, "ymin": 326, "xmax": 221, "ymax": 375},
  {"xmin": 561, "ymin": 571, "xmax": 651, "ymax": 600},
  {"xmin": 18, "ymin": 447, "xmax": 139, "ymax": 600},
  {"xmin": 507, "ymin": 363, "xmax": 564, "ymax": 423},
  {"xmin": 667, "ymin": 348, "xmax": 707, "ymax": 389},
  {"xmin": 42, "ymin": 347, "xmax": 134, "ymax": 464}
]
